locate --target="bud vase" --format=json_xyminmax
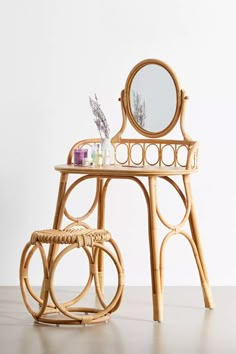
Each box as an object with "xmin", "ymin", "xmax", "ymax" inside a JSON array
[{"xmin": 101, "ymin": 138, "xmax": 114, "ymax": 166}]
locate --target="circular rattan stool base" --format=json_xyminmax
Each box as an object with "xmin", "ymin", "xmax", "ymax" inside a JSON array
[
  {"xmin": 19, "ymin": 228, "xmax": 124, "ymax": 326},
  {"xmin": 34, "ymin": 308, "xmax": 111, "ymax": 326}
]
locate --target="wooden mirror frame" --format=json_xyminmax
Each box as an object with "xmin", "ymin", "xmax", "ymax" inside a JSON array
[{"xmin": 123, "ymin": 58, "xmax": 182, "ymax": 138}]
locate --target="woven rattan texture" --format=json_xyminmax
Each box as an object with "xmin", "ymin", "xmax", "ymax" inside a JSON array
[{"xmin": 30, "ymin": 228, "xmax": 111, "ymax": 246}]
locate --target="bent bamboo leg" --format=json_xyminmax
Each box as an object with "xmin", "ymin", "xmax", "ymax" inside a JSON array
[
  {"xmin": 97, "ymin": 178, "xmax": 105, "ymax": 293},
  {"xmin": 49, "ymin": 173, "xmax": 68, "ymax": 262},
  {"xmin": 148, "ymin": 176, "xmax": 163, "ymax": 321},
  {"xmin": 40, "ymin": 173, "xmax": 68, "ymax": 300},
  {"xmin": 185, "ymin": 175, "xmax": 214, "ymax": 309}
]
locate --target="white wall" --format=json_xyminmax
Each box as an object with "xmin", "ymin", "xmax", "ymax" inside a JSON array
[{"xmin": 1, "ymin": 0, "xmax": 235, "ymax": 286}]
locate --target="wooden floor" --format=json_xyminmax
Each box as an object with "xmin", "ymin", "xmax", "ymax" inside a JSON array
[{"xmin": 0, "ymin": 286, "xmax": 235, "ymax": 354}]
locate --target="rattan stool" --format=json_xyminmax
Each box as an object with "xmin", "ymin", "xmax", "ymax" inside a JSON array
[{"xmin": 19, "ymin": 228, "xmax": 124, "ymax": 325}]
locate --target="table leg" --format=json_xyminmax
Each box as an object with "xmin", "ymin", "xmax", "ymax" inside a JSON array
[
  {"xmin": 52, "ymin": 173, "xmax": 68, "ymax": 229},
  {"xmin": 49, "ymin": 173, "xmax": 68, "ymax": 264},
  {"xmin": 40, "ymin": 173, "xmax": 68, "ymax": 300},
  {"xmin": 187, "ymin": 178, "xmax": 214, "ymax": 309},
  {"xmin": 148, "ymin": 176, "xmax": 163, "ymax": 322},
  {"xmin": 97, "ymin": 178, "xmax": 105, "ymax": 293}
]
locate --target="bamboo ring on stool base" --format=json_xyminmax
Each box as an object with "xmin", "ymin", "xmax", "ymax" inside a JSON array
[{"xmin": 19, "ymin": 228, "xmax": 124, "ymax": 325}]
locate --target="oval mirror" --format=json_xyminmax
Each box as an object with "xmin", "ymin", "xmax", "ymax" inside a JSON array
[{"xmin": 124, "ymin": 59, "xmax": 181, "ymax": 138}]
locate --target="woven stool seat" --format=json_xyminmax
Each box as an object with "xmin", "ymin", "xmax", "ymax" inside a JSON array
[
  {"xmin": 30, "ymin": 228, "xmax": 111, "ymax": 246},
  {"xmin": 20, "ymin": 227, "xmax": 124, "ymax": 326}
]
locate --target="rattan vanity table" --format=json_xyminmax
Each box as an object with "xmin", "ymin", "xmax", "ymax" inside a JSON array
[{"xmin": 50, "ymin": 59, "xmax": 214, "ymax": 322}]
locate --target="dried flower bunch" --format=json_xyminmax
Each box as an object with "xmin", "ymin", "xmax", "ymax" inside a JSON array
[{"xmin": 89, "ymin": 94, "xmax": 110, "ymax": 138}]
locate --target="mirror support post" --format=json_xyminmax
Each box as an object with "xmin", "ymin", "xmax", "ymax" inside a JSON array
[{"xmin": 180, "ymin": 90, "xmax": 192, "ymax": 141}]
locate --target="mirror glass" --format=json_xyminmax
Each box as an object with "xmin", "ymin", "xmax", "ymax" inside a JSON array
[{"xmin": 128, "ymin": 62, "xmax": 179, "ymax": 135}]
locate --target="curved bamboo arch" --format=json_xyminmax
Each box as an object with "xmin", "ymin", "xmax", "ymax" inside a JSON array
[
  {"xmin": 155, "ymin": 175, "xmax": 191, "ymax": 230},
  {"xmin": 49, "ymin": 244, "xmax": 94, "ymax": 309},
  {"xmin": 64, "ymin": 221, "xmax": 91, "ymax": 230},
  {"xmin": 160, "ymin": 230, "xmax": 208, "ymax": 294},
  {"xmin": 93, "ymin": 242, "xmax": 124, "ymax": 312},
  {"xmin": 49, "ymin": 242, "xmax": 124, "ymax": 323},
  {"xmin": 63, "ymin": 176, "xmax": 101, "ymax": 223},
  {"xmin": 19, "ymin": 242, "xmax": 50, "ymax": 319},
  {"xmin": 159, "ymin": 176, "xmax": 187, "ymax": 205},
  {"xmin": 101, "ymin": 175, "xmax": 151, "ymax": 218}
]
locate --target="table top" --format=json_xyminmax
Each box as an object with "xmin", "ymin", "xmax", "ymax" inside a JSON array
[{"xmin": 55, "ymin": 164, "xmax": 196, "ymax": 177}]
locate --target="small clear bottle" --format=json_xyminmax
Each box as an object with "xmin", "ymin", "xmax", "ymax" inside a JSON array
[
  {"xmin": 95, "ymin": 144, "xmax": 103, "ymax": 167},
  {"xmin": 103, "ymin": 148, "xmax": 110, "ymax": 166},
  {"xmin": 91, "ymin": 143, "xmax": 97, "ymax": 164}
]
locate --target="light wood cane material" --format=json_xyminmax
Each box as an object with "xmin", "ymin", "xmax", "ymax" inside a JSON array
[
  {"xmin": 20, "ymin": 58, "xmax": 214, "ymax": 323},
  {"xmin": 51, "ymin": 60, "xmax": 213, "ymax": 322},
  {"xmin": 20, "ymin": 228, "xmax": 124, "ymax": 325}
]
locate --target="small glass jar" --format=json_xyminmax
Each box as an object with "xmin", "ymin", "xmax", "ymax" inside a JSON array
[{"xmin": 74, "ymin": 148, "xmax": 88, "ymax": 165}]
